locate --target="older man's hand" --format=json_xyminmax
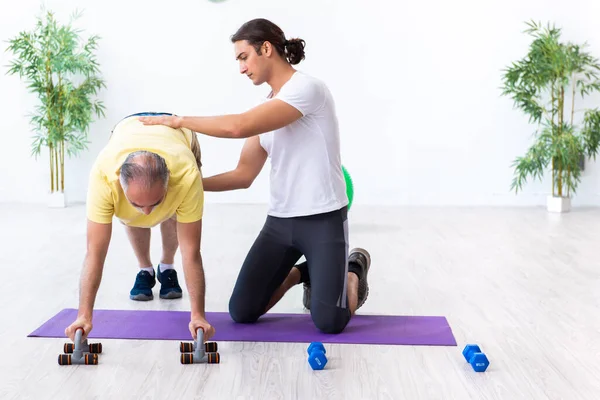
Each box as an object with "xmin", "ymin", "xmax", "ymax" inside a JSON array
[
  {"xmin": 65, "ymin": 316, "xmax": 93, "ymax": 341},
  {"xmin": 189, "ymin": 317, "xmax": 215, "ymax": 341},
  {"xmin": 138, "ymin": 115, "xmax": 183, "ymax": 129}
]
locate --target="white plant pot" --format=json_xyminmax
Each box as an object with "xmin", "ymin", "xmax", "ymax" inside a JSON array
[
  {"xmin": 547, "ymin": 195, "xmax": 571, "ymax": 213},
  {"xmin": 48, "ymin": 191, "xmax": 67, "ymax": 208}
]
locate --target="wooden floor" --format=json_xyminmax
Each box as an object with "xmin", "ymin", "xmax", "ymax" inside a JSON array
[{"xmin": 1, "ymin": 202, "xmax": 599, "ymax": 399}]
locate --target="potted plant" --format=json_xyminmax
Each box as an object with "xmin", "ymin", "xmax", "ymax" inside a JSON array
[
  {"xmin": 5, "ymin": 8, "xmax": 106, "ymax": 207},
  {"xmin": 501, "ymin": 20, "xmax": 600, "ymax": 212}
]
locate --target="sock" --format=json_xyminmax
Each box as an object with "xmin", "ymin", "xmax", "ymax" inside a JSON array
[
  {"xmin": 295, "ymin": 261, "xmax": 310, "ymax": 284},
  {"xmin": 348, "ymin": 261, "xmax": 362, "ymax": 281},
  {"xmin": 141, "ymin": 266, "xmax": 155, "ymax": 276},
  {"xmin": 159, "ymin": 263, "xmax": 174, "ymax": 273}
]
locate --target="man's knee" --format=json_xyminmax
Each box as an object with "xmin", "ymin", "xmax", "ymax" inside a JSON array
[
  {"xmin": 228, "ymin": 295, "xmax": 263, "ymax": 323},
  {"xmin": 310, "ymin": 300, "xmax": 351, "ymax": 334}
]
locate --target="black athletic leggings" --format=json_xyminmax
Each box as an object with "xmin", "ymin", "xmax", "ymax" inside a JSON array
[{"xmin": 228, "ymin": 206, "xmax": 352, "ymax": 334}]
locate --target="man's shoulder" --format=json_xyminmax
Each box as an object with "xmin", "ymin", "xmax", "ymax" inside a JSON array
[
  {"xmin": 89, "ymin": 148, "xmax": 118, "ymax": 182},
  {"xmin": 278, "ymin": 71, "xmax": 328, "ymax": 104},
  {"xmin": 168, "ymin": 162, "xmax": 202, "ymax": 196},
  {"xmin": 291, "ymin": 71, "xmax": 327, "ymax": 90}
]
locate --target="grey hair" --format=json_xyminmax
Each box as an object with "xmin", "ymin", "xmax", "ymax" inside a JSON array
[{"xmin": 119, "ymin": 150, "xmax": 170, "ymax": 191}]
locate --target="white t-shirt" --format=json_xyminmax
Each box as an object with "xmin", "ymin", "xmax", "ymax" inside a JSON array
[{"xmin": 259, "ymin": 71, "xmax": 349, "ymax": 218}]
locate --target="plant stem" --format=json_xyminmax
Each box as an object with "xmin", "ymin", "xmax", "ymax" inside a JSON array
[
  {"xmin": 552, "ymin": 166, "xmax": 556, "ymax": 197},
  {"xmin": 60, "ymin": 140, "xmax": 65, "ymax": 192},
  {"xmin": 45, "ymin": 41, "xmax": 54, "ymax": 194},
  {"xmin": 551, "ymin": 82, "xmax": 556, "ymax": 197},
  {"xmin": 54, "ymin": 145, "xmax": 59, "ymax": 194},
  {"xmin": 567, "ymin": 167, "xmax": 571, "ymax": 197},
  {"xmin": 57, "ymin": 72, "xmax": 65, "ymax": 193},
  {"xmin": 49, "ymin": 144, "xmax": 54, "ymax": 192},
  {"xmin": 569, "ymin": 73, "xmax": 576, "ymax": 199},
  {"xmin": 571, "ymin": 72, "xmax": 576, "ymax": 126},
  {"xmin": 557, "ymin": 85, "xmax": 565, "ymax": 197}
]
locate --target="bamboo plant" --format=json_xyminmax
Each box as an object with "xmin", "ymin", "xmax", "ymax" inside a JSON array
[
  {"xmin": 5, "ymin": 9, "xmax": 106, "ymax": 195},
  {"xmin": 501, "ymin": 20, "xmax": 600, "ymax": 198}
]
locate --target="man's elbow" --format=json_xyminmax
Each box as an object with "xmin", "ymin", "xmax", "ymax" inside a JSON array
[
  {"xmin": 229, "ymin": 114, "xmax": 258, "ymax": 138},
  {"xmin": 225, "ymin": 115, "xmax": 243, "ymax": 138},
  {"xmin": 230, "ymin": 126, "xmax": 252, "ymax": 139},
  {"xmin": 235, "ymin": 169, "xmax": 256, "ymax": 189},
  {"xmin": 240, "ymin": 179, "xmax": 252, "ymax": 189},
  {"xmin": 230, "ymin": 126, "xmax": 245, "ymax": 139}
]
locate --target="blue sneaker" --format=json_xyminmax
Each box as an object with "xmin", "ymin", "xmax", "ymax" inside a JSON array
[
  {"xmin": 130, "ymin": 270, "xmax": 156, "ymax": 301},
  {"xmin": 157, "ymin": 266, "xmax": 183, "ymax": 299}
]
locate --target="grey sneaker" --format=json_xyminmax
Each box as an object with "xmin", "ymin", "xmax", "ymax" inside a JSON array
[
  {"xmin": 349, "ymin": 248, "xmax": 371, "ymax": 309},
  {"xmin": 296, "ymin": 262, "xmax": 311, "ymax": 310},
  {"xmin": 302, "ymin": 282, "xmax": 311, "ymax": 310}
]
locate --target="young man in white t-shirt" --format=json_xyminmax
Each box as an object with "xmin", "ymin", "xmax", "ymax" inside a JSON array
[{"xmin": 139, "ymin": 18, "xmax": 372, "ymax": 334}]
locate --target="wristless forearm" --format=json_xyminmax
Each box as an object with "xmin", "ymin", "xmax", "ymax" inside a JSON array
[
  {"xmin": 203, "ymin": 170, "xmax": 248, "ymax": 192},
  {"xmin": 180, "ymin": 115, "xmax": 241, "ymax": 139},
  {"xmin": 78, "ymin": 253, "xmax": 103, "ymax": 319},
  {"xmin": 183, "ymin": 254, "xmax": 206, "ymax": 318}
]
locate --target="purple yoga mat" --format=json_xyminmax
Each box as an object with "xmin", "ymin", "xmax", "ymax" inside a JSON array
[{"xmin": 28, "ymin": 308, "xmax": 456, "ymax": 346}]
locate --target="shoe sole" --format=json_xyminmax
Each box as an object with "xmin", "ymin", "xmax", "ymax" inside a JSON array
[
  {"xmin": 350, "ymin": 247, "xmax": 371, "ymax": 309},
  {"xmin": 302, "ymin": 283, "xmax": 311, "ymax": 310},
  {"xmin": 160, "ymin": 291, "xmax": 183, "ymax": 299},
  {"xmin": 130, "ymin": 293, "xmax": 153, "ymax": 301}
]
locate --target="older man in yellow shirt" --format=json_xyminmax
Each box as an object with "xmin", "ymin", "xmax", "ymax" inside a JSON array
[{"xmin": 65, "ymin": 112, "xmax": 214, "ymax": 342}]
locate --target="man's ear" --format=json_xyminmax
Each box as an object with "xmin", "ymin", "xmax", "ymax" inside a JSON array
[{"xmin": 262, "ymin": 41, "xmax": 273, "ymax": 57}]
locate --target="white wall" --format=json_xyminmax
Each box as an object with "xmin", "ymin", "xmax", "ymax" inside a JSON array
[{"xmin": 1, "ymin": 0, "xmax": 600, "ymax": 207}]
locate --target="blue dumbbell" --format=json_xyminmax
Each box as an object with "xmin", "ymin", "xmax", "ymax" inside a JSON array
[
  {"xmin": 307, "ymin": 342, "xmax": 326, "ymax": 356},
  {"xmin": 307, "ymin": 342, "xmax": 327, "ymax": 370},
  {"xmin": 462, "ymin": 344, "xmax": 490, "ymax": 372}
]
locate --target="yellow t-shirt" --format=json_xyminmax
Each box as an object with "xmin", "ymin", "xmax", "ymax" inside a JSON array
[{"xmin": 86, "ymin": 116, "xmax": 203, "ymax": 228}]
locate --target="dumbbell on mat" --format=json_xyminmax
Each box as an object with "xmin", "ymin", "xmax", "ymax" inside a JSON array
[
  {"xmin": 462, "ymin": 344, "xmax": 489, "ymax": 372},
  {"xmin": 180, "ymin": 328, "xmax": 220, "ymax": 365},
  {"xmin": 307, "ymin": 342, "xmax": 327, "ymax": 370},
  {"xmin": 58, "ymin": 328, "xmax": 100, "ymax": 366}
]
